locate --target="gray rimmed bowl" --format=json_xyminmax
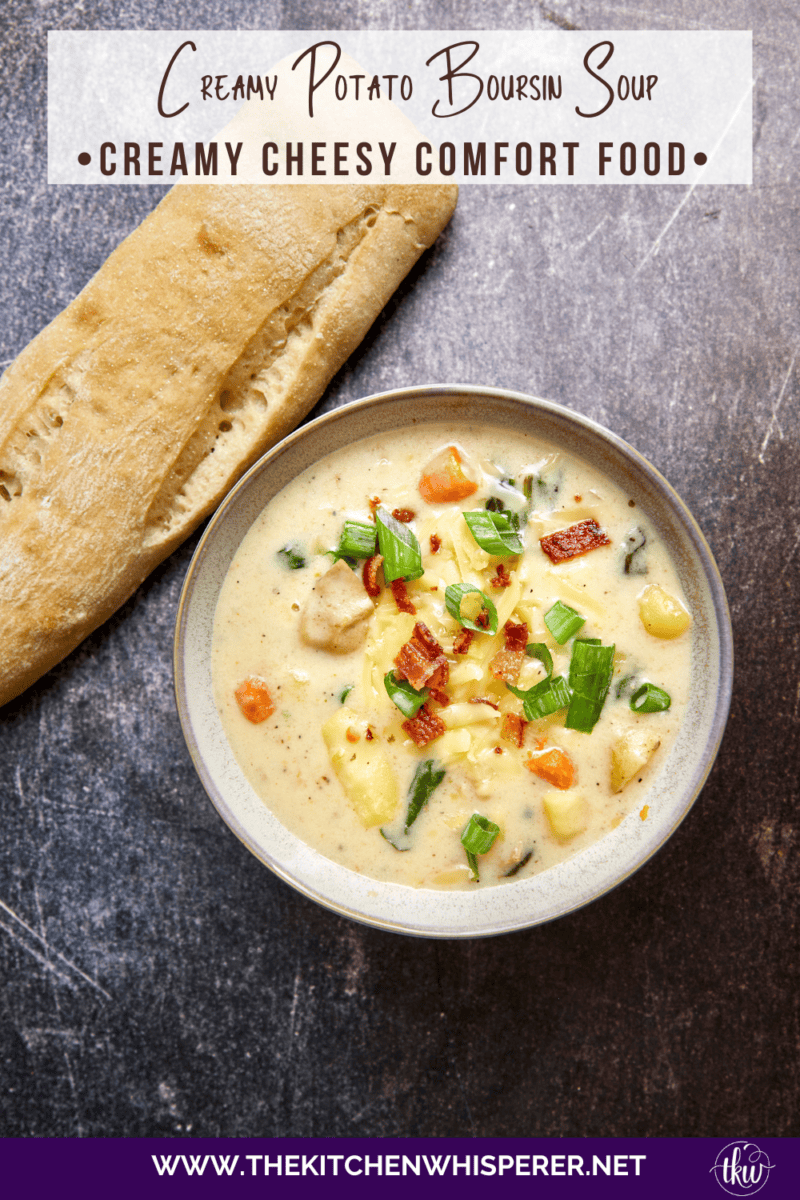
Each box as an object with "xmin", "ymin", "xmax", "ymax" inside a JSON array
[{"xmin": 174, "ymin": 385, "xmax": 732, "ymax": 938}]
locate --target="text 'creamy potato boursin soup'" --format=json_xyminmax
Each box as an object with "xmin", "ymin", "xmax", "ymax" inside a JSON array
[{"xmin": 212, "ymin": 423, "xmax": 692, "ymax": 889}]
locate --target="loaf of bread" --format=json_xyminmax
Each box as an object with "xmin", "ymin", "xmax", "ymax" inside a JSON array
[{"xmin": 0, "ymin": 182, "xmax": 457, "ymax": 705}]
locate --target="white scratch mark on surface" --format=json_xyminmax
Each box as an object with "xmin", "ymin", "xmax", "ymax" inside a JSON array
[
  {"xmin": 0, "ymin": 897, "xmax": 111, "ymax": 1000},
  {"xmin": 287, "ymin": 969, "xmax": 302, "ymax": 1040},
  {"xmin": 572, "ymin": 214, "xmax": 610, "ymax": 256},
  {"xmin": 778, "ymin": 525, "xmax": 800, "ymax": 578},
  {"xmin": 33, "ymin": 884, "xmax": 86, "ymax": 1137},
  {"xmin": 343, "ymin": 927, "xmax": 366, "ymax": 997},
  {"xmin": 635, "ymin": 78, "xmax": 754, "ymax": 274},
  {"xmin": 759, "ymin": 353, "xmax": 795, "ymax": 464}
]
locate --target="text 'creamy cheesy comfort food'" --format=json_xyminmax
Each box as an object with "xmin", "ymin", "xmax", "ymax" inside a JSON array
[{"xmin": 212, "ymin": 423, "xmax": 692, "ymax": 889}]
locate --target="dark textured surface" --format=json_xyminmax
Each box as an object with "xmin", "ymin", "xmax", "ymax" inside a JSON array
[{"xmin": 1, "ymin": 1, "xmax": 798, "ymax": 1138}]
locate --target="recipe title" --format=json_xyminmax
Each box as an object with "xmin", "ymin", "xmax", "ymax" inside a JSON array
[
  {"xmin": 157, "ymin": 38, "xmax": 657, "ymax": 120},
  {"xmin": 47, "ymin": 30, "xmax": 753, "ymax": 186}
]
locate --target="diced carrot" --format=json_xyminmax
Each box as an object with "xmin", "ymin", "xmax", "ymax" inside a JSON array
[
  {"xmin": 418, "ymin": 446, "xmax": 478, "ymax": 503},
  {"xmin": 234, "ymin": 677, "xmax": 275, "ymax": 724},
  {"xmin": 526, "ymin": 748, "xmax": 575, "ymax": 790}
]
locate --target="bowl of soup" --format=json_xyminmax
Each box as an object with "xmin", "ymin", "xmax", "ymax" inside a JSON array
[{"xmin": 174, "ymin": 385, "xmax": 732, "ymax": 937}]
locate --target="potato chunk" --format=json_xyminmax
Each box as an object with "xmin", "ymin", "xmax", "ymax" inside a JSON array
[
  {"xmin": 301, "ymin": 559, "xmax": 374, "ymax": 653},
  {"xmin": 322, "ymin": 707, "xmax": 399, "ymax": 827},
  {"xmin": 610, "ymin": 728, "xmax": 661, "ymax": 793},
  {"xmin": 638, "ymin": 584, "xmax": 691, "ymax": 639},
  {"xmin": 543, "ymin": 791, "xmax": 588, "ymax": 841}
]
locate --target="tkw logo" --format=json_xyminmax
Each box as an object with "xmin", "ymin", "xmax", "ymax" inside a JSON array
[{"xmin": 710, "ymin": 1142, "xmax": 775, "ymax": 1197}]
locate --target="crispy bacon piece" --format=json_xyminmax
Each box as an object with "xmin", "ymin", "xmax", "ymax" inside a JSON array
[
  {"xmin": 490, "ymin": 648, "xmax": 525, "ymax": 684},
  {"xmin": 394, "ymin": 622, "xmax": 449, "ymax": 692},
  {"xmin": 503, "ymin": 620, "xmax": 529, "ymax": 653},
  {"xmin": 453, "ymin": 627, "xmax": 475, "ymax": 655},
  {"xmin": 368, "ymin": 496, "xmax": 382, "ymax": 514},
  {"xmin": 526, "ymin": 748, "xmax": 575, "ymax": 790},
  {"xmin": 476, "ymin": 608, "xmax": 491, "ymax": 629},
  {"xmin": 489, "ymin": 620, "xmax": 529, "ymax": 684},
  {"xmin": 501, "ymin": 712, "xmax": 527, "ymax": 748},
  {"xmin": 362, "ymin": 553, "xmax": 383, "ymax": 598},
  {"xmin": 540, "ymin": 519, "xmax": 611, "ymax": 564},
  {"xmin": 402, "ymin": 703, "xmax": 446, "ymax": 747},
  {"xmin": 429, "ymin": 533, "xmax": 442, "ymax": 554},
  {"xmin": 427, "ymin": 686, "xmax": 451, "ymax": 707},
  {"xmin": 392, "ymin": 507, "xmax": 416, "ymax": 523},
  {"xmin": 391, "ymin": 578, "xmax": 417, "ymax": 615},
  {"xmin": 490, "ymin": 563, "xmax": 512, "ymax": 589},
  {"xmin": 470, "ymin": 696, "xmax": 499, "ymax": 710},
  {"xmin": 234, "ymin": 678, "xmax": 275, "ymax": 724}
]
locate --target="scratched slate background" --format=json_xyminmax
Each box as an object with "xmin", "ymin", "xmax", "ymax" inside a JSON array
[{"xmin": 1, "ymin": 0, "xmax": 798, "ymax": 1139}]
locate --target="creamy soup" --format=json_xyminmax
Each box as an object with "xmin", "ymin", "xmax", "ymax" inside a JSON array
[{"xmin": 211, "ymin": 423, "xmax": 692, "ymax": 889}]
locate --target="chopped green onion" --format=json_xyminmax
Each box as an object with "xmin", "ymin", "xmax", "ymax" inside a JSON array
[
  {"xmin": 615, "ymin": 674, "xmax": 634, "ymax": 699},
  {"xmin": 332, "ymin": 520, "xmax": 377, "ymax": 562},
  {"xmin": 507, "ymin": 674, "xmax": 571, "ymax": 721},
  {"xmin": 384, "ymin": 671, "xmax": 428, "ymax": 719},
  {"xmin": 630, "ymin": 682, "xmax": 671, "ymax": 713},
  {"xmin": 461, "ymin": 812, "xmax": 501, "ymax": 882},
  {"xmin": 525, "ymin": 642, "xmax": 553, "ymax": 678},
  {"xmin": 276, "ymin": 543, "xmax": 306, "ymax": 570},
  {"xmin": 462, "ymin": 510, "xmax": 524, "ymax": 556},
  {"xmin": 444, "ymin": 583, "xmax": 498, "ymax": 634},
  {"xmin": 623, "ymin": 527, "xmax": 648, "ymax": 576},
  {"xmin": 404, "ymin": 760, "xmax": 446, "ymax": 833},
  {"xmin": 502, "ymin": 850, "xmax": 533, "ymax": 878},
  {"xmin": 565, "ymin": 640, "xmax": 615, "ymax": 732},
  {"xmin": 376, "ymin": 507, "xmax": 424, "ymax": 583},
  {"xmin": 380, "ymin": 828, "xmax": 409, "ymax": 852},
  {"xmin": 338, "ymin": 684, "xmax": 353, "ymax": 703},
  {"xmin": 544, "ymin": 600, "xmax": 586, "ymax": 644}
]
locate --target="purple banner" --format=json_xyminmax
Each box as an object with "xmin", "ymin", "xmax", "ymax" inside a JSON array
[{"xmin": 1, "ymin": 1138, "xmax": 794, "ymax": 1200}]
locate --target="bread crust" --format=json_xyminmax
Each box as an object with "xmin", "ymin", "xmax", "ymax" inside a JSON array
[{"xmin": 0, "ymin": 183, "xmax": 457, "ymax": 705}]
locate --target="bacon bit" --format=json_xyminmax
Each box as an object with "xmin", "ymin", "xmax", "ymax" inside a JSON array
[
  {"xmin": 453, "ymin": 627, "xmax": 475, "ymax": 655},
  {"xmin": 362, "ymin": 553, "xmax": 383, "ymax": 598},
  {"xmin": 540, "ymin": 519, "xmax": 611, "ymax": 564},
  {"xmin": 494, "ymin": 746, "xmax": 503, "ymax": 754},
  {"xmin": 501, "ymin": 712, "xmax": 527, "ymax": 748},
  {"xmin": 490, "ymin": 562, "xmax": 512, "ymax": 589},
  {"xmin": 345, "ymin": 727, "xmax": 360, "ymax": 744},
  {"xmin": 476, "ymin": 608, "xmax": 491, "ymax": 629},
  {"xmin": 365, "ymin": 727, "xmax": 374, "ymax": 741},
  {"xmin": 392, "ymin": 507, "xmax": 416, "ymax": 523},
  {"xmin": 234, "ymin": 678, "xmax": 275, "ymax": 724},
  {"xmin": 489, "ymin": 648, "xmax": 525, "ymax": 684},
  {"xmin": 394, "ymin": 622, "xmax": 449, "ymax": 692},
  {"xmin": 470, "ymin": 696, "xmax": 499, "ymax": 710},
  {"xmin": 368, "ymin": 496, "xmax": 382, "ymax": 514},
  {"xmin": 533, "ymin": 736, "xmax": 548, "ymax": 751},
  {"xmin": 526, "ymin": 748, "xmax": 575, "ymax": 790},
  {"xmin": 391, "ymin": 578, "xmax": 417, "ymax": 615},
  {"xmin": 402, "ymin": 703, "xmax": 446, "ymax": 748},
  {"xmin": 429, "ymin": 533, "xmax": 442, "ymax": 554},
  {"xmin": 574, "ymin": 495, "xmax": 582, "ymax": 502},
  {"xmin": 428, "ymin": 686, "xmax": 451, "ymax": 707},
  {"xmin": 489, "ymin": 620, "xmax": 529, "ymax": 684},
  {"xmin": 503, "ymin": 620, "xmax": 529, "ymax": 653}
]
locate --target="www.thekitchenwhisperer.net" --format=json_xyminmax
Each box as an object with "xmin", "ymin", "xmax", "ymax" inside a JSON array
[{"xmin": 151, "ymin": 1153, "xmax": 646, "ymax": 1178}]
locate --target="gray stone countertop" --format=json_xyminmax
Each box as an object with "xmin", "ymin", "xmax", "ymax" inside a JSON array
[{"xmin": 0, "ymin": 1, "xmax": 797, "ymax": 1138}]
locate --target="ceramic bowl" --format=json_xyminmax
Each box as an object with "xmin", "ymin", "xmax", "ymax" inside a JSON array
[{"xmin": 174, "ymin": 386, "xmax": 732, "ymax": 937}]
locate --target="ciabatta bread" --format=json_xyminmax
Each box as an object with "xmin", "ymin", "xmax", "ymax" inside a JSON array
[{"xmin": 0, "ymin": 183, "xmax": 457, "ymax": 705}]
